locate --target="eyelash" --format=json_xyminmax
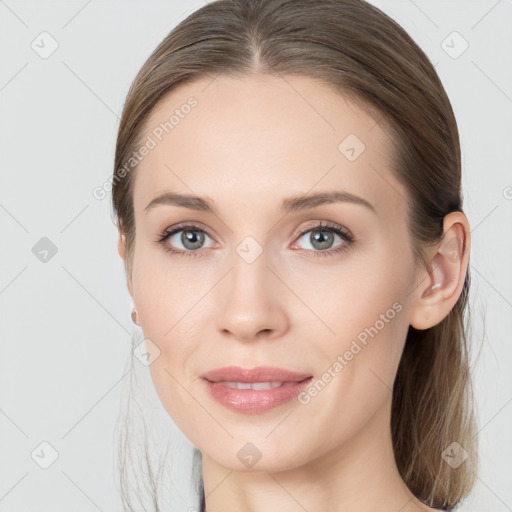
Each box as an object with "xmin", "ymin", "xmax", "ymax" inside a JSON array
[{"xmin": 155, "ymin": 221, "xmax": 355, "ymax": 259}]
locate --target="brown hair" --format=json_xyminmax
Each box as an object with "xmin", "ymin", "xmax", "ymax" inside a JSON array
[{"xmin": 112, "ymin": 0, "xmax": 478, "ymax": 510}]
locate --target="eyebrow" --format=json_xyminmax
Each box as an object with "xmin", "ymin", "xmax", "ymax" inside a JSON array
[{"xmin": 144, "ymin": 190, "xmax": 376, "ymax": 215}]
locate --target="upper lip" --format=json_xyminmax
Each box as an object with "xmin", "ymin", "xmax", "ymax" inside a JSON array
[{"xmin": 200, "ymin": 366, "xmax": 312, "ymax": 383}]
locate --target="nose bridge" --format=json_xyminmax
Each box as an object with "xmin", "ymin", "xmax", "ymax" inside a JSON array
[
  {"xmin": 215, "ymin": 239, "xmax": 288, "ymax": 340},
  {"xmin": 231, "ymin": 239, "xmax": 269, "ymax": 296}
]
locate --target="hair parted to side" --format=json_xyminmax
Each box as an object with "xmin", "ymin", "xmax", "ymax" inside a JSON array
[{"xmin": 112, "ymin": 0, "xmax": 478, "ymax": 510}]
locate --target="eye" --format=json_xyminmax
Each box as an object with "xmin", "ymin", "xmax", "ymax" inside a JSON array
[
  {"xmin": 156, "ymin": 223, "xmax": 215, "ymax": 257},
  {"xmin": 156, "ymin": 221, "xmax": 355, "ymax": 258},
  {"xmin": 292, "ymin": 221, "xmax": 354, "ymax": 256}
]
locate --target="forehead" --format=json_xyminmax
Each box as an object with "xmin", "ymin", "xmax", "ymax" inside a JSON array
[{"xmin": 133, "ymin": 73, "xmax": 407, "ymax": 220}]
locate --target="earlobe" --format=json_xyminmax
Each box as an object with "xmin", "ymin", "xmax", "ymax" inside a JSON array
[{"xmin": 409, "ymin": 213, "xmax": 469, "ymax": 330}]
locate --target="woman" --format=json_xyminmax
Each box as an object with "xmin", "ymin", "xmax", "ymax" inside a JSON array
[{"xmin": 112, "ymin": 0, "xmax": 478, "ymax": 510}]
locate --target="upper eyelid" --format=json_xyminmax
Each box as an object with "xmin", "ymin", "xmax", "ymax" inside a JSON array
[
  {"xmin": 297, "ymin": 221, "xmax": 350, "ymax": 234},
  {"xmin": 162, "ymin": 221, "xmax": 347, "ymax": 234},
  {"xmin": 163, "ymin": 222, "xmax": 213, "ymax": 237}
]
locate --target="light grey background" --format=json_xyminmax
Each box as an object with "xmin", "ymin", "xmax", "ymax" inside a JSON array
[{"xmin": 0, "ymin": 1, "xmax": 511, "ymax": 511}]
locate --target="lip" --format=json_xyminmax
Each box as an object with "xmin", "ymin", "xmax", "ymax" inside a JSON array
[
  {"xmin": 200, "ymin": 366, "xmax": 314, "ymax": 415},
  {"xmin": 200, "ymin": 366, "xmax": 312, "ymax": 383}
]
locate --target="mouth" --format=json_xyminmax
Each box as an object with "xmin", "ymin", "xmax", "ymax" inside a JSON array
[{"xmin": 200, "ymin": 367, "xmax": 314, "ymax": 414}]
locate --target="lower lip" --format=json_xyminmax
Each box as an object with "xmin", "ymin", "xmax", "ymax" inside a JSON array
[{"xmin": 202, "ymin": 377, "xmax": 314, "ymax": 414}]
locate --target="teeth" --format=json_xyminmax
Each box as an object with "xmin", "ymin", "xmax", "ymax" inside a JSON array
[{"xmin": 217, "ymin": 381, "xmax": 292, "ymax": 390}]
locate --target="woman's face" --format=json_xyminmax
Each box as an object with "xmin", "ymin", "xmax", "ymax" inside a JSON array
[{"xmin": 121, "ymin": 73, "xmax": 422, "ymax": 472}]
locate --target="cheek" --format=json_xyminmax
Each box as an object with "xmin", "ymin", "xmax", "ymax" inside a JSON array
[
  {"xmin": 286, "ymin": 246, "xmax": 410, "ymax": 337},
  {"xmin": 316, "ymin": 278, "xmax": 408, "ymax": 393},
  {"xmin": 131, "ymin": 240, "xmax": 217, "ymax": 339},
  {"xmin": 290, "ymin": 250, "xmax": 412, "ymax": 398},
  {"xmin": 130, "ymin": 246, "xmax": 217, "ymax": 408},
  {"xmin": 292, "ymin": 284, "xmax": 410, "ymax": 453},
  {"xmin": 133, "ymin": 262, "xmax": 210, "ymax": 434}
]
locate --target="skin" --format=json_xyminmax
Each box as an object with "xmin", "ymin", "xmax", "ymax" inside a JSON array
[{"xmin": 117, "ymin": 73, "xmax": 470, "ymax": 512}]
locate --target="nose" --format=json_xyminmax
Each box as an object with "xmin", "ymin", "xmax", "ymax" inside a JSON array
[{"xmin": 215, "ymin": 249, "xmax": 289, "ymax": 343}]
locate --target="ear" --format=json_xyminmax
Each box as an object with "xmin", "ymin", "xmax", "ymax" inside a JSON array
[
  {"xmin": 409, "ymin": 211, "xmax": 470, "ymax": 330},
  {"xmin": 117, "ymin": 222, "xmax": 134, "ymax": 300}
]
